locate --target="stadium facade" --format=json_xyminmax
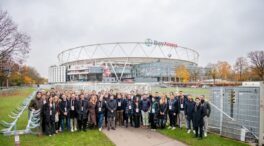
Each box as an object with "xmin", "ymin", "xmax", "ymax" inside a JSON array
[{"xmin": 48, "ymin": 39, "xmax": 199, "ymax": 83}]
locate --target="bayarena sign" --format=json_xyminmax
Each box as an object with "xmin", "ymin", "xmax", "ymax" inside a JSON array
[{"xmin": 144, "ymin": 38, "xmax": 178, "ymax": 48}]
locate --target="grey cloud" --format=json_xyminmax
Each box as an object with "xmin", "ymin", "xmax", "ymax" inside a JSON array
[{"xmin": 0, "ymin": 0, "xmax": 263, "ymax": 77}]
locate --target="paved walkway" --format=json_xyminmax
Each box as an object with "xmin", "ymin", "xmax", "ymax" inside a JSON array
[{"xmin": 103, "ymin": 127, "xmax": 187, "ymax": 146}]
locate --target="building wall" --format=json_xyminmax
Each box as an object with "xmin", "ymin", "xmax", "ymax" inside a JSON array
[{"xmin": 48, "ymin": 66, "xmax": 66, "ymax": 83}]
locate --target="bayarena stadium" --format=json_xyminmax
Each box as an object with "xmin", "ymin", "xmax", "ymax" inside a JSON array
[{"xmin": 48, "ymin": 39, "xmax": 199, "ymax": 83}]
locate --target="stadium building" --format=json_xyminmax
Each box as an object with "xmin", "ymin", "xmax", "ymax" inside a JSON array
[{"xmin": 48, "ymin": 39, "xmax": 199, "ymax": 83}]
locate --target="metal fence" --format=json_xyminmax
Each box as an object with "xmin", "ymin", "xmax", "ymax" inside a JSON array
[{"xmin": 208, "ymin": 85, "xmax": 263, "ymax": 144}]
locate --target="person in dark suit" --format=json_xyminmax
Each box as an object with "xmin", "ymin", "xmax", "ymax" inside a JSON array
[
  {"xmin": 185, "ymin": 95, "xmax": 195, "ymax": 134},
  {"xmin": 158, "ymin": 95, "xmax": 167, "ymax": 129},
  {"xmin": 116, "ymin": 93, "xmax": 124, "ymax": 126},
  {"xmin": 103, "ymin": 93, "xmax": 109, "ymax": 127},
  {"xmin": 59, "ymin": 94, "xmax": 70, "ymax": 131},
  {"xmin": 168, "ymin": 94, "xmax": 177, "ymax": 130},
  {"xmin": 149, "ymin": 96, "xmax": 159, "ymax": 131},
  {"xmin": 124, "ymin": 94, "xmax": 134, "ymax": 128},
  {"xmin": 76, "ymin": 94, "xmax": 89, "ymax": 131},
  {"xmin": 43, "ymin": 96, "xmax": 56, "ymax": 136},
  {"xmin": 96, "ymin": 95, "xmax": 105, "ymax": 131},
  {"xmin": 69, "ymin": 93, "xmax": 78, "ymax": 132},
  {"xmin": 193, "ymin": 97, "xmax": 206, "ymax": 139},
  {"xmin": 133, "ymin": 96, "xmax": 141, "ymax": 128},
  {"xmin": 106, "ymin": 94, "xmax": 117, "ymax": 130}
]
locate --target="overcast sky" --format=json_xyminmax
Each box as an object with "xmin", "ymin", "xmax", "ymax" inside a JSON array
[{"xmin": 0, "ymin": 0, "xmax": 263, "ymax": 77}]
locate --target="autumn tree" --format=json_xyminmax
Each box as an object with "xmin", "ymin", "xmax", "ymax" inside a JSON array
[
  {"xmin": 206, "ymin": 63, "xmax": 218, "ymax": 84},
  {"xmin": 0, "ymin": 10, "xmax": 30, "ymax": 87},
  {"xmin": 175, "ymin": 65, "xmax": 190, "ymax": 83},
  {"xmin": 233, "ymin": 57, "xmax": 249, "ymax": 81},
  {"xmin": 189, "ymin": 67, "xmax": 200, "ymax": 82},
  {"xmin": 248, "ymin": 50, "xmax": 264, "ymax": 81},
  {"xmin": 217, "ymin": 61, "xmax": 232, "ymax": 80}
]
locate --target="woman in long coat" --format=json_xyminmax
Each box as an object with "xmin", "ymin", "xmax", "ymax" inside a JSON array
[{"xmin": 88, "ymin": 95, "xmax": 97, "ymax": 128}]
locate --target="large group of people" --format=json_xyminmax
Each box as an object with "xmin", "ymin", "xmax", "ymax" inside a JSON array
[{"xmin": 28, "ymin": 88, "xmax": 211, "ymax": 139}]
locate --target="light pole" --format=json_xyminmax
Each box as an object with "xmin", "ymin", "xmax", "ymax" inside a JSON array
[{"xmin": 168, "ymin": 54, "xmax": 172, "ymax": 82}]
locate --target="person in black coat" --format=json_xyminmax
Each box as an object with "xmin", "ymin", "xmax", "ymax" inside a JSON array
[
  {"xmin": 116, "ymin": 93, "xmax": 124, "ymax": 126},
  {"xmin": 185, "ymin": 95, "xmax": 195, "ymax": 134},
  {"xmin": 59, "ymin": 94, "xmax": 70, "ymax": 131},
  {"xmin": 106, "ymin": 95, "xmax": 117, "ymax": 130},
  {"xmin": 103, "ymin": 93, "xmax": 109, "ymax": 127},
  {"xmin": 43, "ymin": 96, "xmax": 56, "ymax": 136},
  {"xmin": 96, "ymin": 95, "xmax": 105, "ymax": 131},
  {"xmin": 76, "ymin": 94, "xmax": 89, "ymax": 131},
  {"xmin": 133, "ymin": 97, "xmax": 141, "ymax": 128},
  {"xmin": 124, "ymin": 94, "xmax": 134, "ymax": 128},
  {"xmin": 69, "ymin": 93, "xmax": 78, "ymax": 132},
  {"xmin": 158, "ymin": 95, "xmax": 167, "ymax": 129},
  {"xmin": 193, "ymin": 97, "xmax": 206, "ymax": 139},
  {"xmin": 149, "ymin": 96, "xmax": 159, "ymax": 131},
  {"xmin": 168, "ymin": 94, "xmax": 177, "ymax": 130}
]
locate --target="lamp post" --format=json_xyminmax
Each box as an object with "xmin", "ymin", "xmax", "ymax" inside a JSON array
[{"xmin": 168, "ymin": 54, "xmax": 172, "ymax": 82}]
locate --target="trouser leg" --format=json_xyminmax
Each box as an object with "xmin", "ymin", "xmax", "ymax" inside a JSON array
[
  {"xmin": 199, "ymin": 125, "xmax": 203, "ymax": 138},
  {"xmin": 83, "ymin": 118, "xmax": 88, "ymax": 131},
  {"xmin": 203, "ymin": 116, "xmax": 208, "ymax": 133}
]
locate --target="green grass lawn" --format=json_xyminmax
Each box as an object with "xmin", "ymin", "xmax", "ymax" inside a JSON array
[
  {"xmin": 158, "ymin": 127, "xmax": 249, "ymax": 146},
  {"xmin": 151, "ymin": 87, "xmax": 209, "ymax": 97},
  {"xmin": 0, "ymin": 87, "xmax": 114, "ymax": 146}
]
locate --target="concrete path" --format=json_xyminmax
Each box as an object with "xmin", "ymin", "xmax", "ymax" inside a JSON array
[{"xmin": 103, "ymin": 127, "xmax": 187, "ymax": 146}]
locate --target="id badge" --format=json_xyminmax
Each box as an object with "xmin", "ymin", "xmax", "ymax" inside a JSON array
[
  {"xmin": 50, "ymin": 110, "xmax": 52, "ymax": 115},
  {"xmin": 136, "ymin": 108, "xmax": 139, "ymax": 113},
  {"xmin": 98, "ymin": 107, "xmax": 101, "ymax": 112},
  {"xmin": 181, "ymin": 104, "xmax": 183, "ymax": 108},
  {"xmin": 169, "ymin": 105, "xmax": 172, "ymax": 110},
  {"xmin": 15, "ymin": 135, "xmax": 19, "ymax": 142},
  {"xmin": 152, "ymin": 108, "xmax": 155, "ymax": 113},
  {"xmin": 118, "ymin": 102, "xmax": 121, "ymax": 107},
  {"xmin": 81, "ymin": 106, "xmax": 83, "ymax": 111},
  {"xmin": 129, "ymin": 105, "xmax": 131, "ymax": 109},
  {"xmin": 64, "ymin": 107, "xmax": 67, "ymax": 112},
  {"xmin": 71, "ymin": 106, "xmax": 74, "ymax": 111}
]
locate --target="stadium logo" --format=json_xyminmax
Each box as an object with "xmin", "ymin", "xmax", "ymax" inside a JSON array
[
  {"xmin": 145, "ymin": 38, "xmax": 153, "ymax": 47},
  {"xmin": 144, "ymin": 38, "xmax": 177, "ymax": 48}
]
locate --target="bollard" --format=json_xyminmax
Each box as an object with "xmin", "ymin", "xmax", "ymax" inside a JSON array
[
  {"xmin": 14, "ymin": 124, "xmax": 20, "ymax": 146},
  {"xmin": 14, "ymin": 133, "xmax": 20, "ymax": 146}
]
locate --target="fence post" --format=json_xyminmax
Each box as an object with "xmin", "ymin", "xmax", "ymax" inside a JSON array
[
  {"xmin": 219, "ymin": 87, "xmax": 223, "ymax": 135},
  {"xmin": 259, "ymin": 82, "xmax": 264, "ymax": 145}
]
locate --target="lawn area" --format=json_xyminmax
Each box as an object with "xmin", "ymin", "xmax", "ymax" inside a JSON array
[
  {"xmin": 0, "ymin": 87, "xmax": 114, "ymax": 146},
  {"xmin": 151, "ymin": 87, "xmax": 210, "ymax": 97},
  {"xmin": 158, "ymin": 127, "xmax": 249, "ymax": 146}
]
